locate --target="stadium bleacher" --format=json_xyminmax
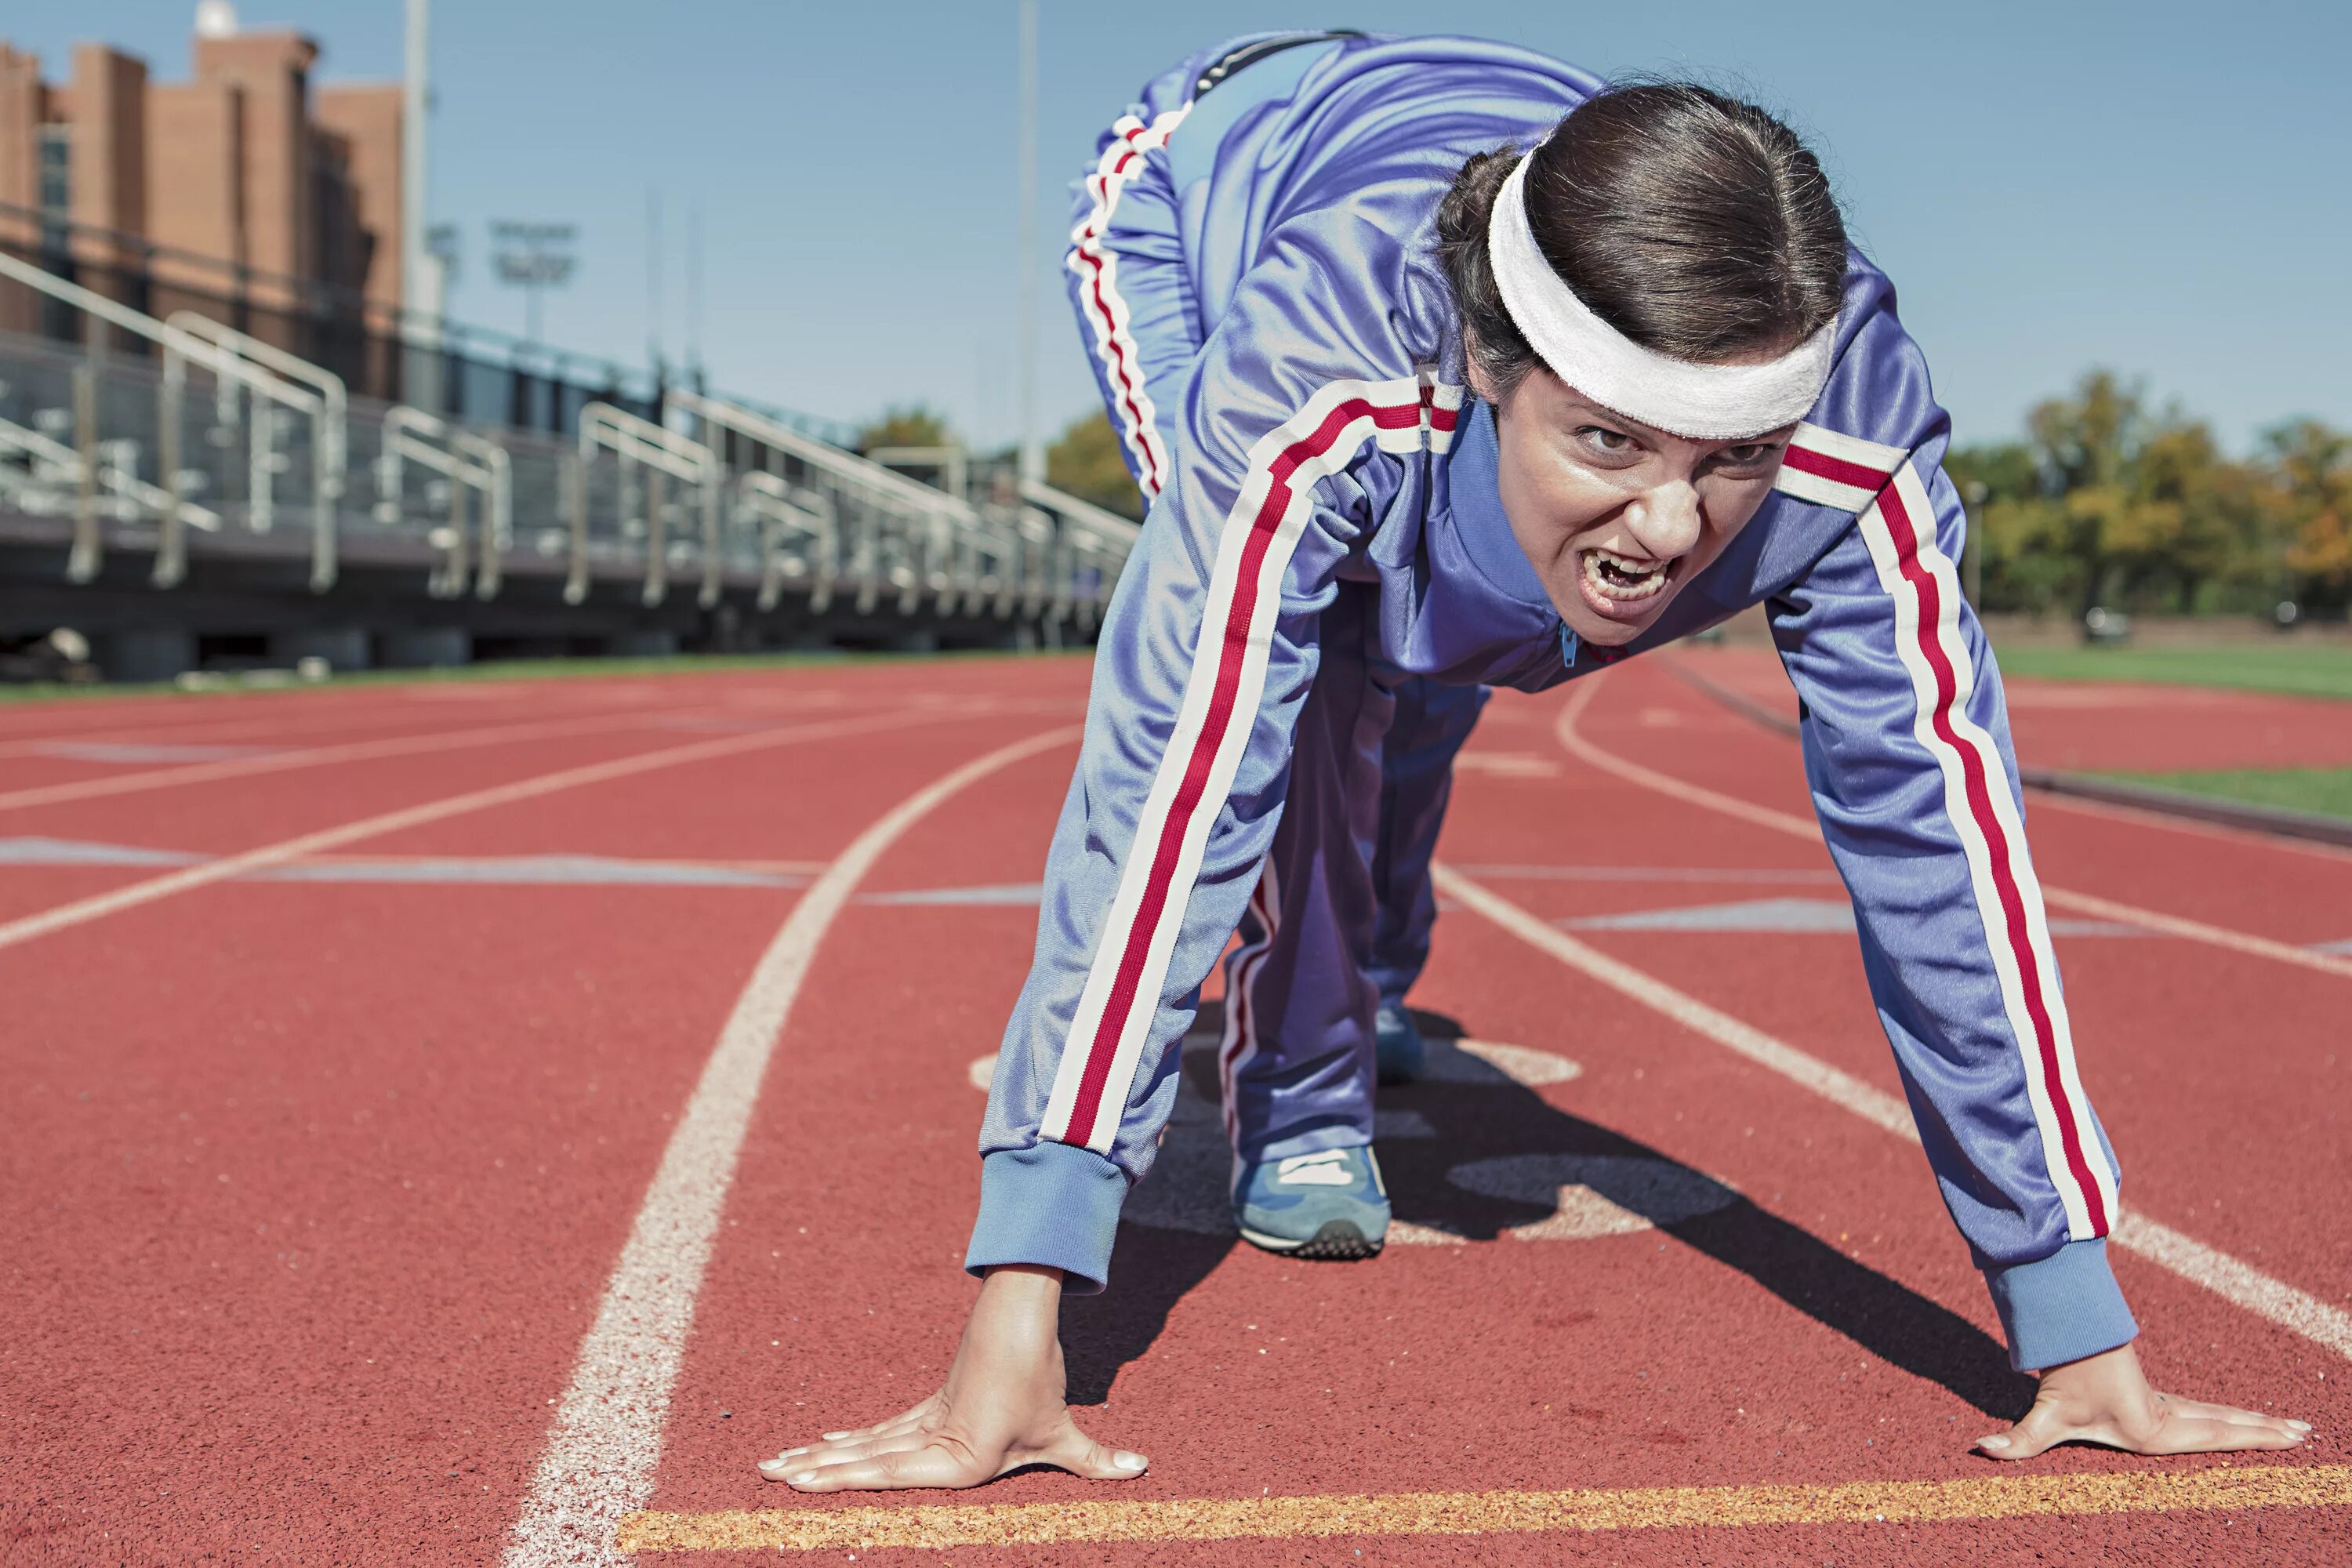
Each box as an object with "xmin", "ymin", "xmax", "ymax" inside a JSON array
[{"xmin": 0, "ymin": 241, "xmax": 1134, "ymax": 682}]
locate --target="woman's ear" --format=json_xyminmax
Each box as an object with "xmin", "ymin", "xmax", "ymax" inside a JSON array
[
  {"xmin": 1464, "ymin": 356, "xmax": 1503, "ymax": 408},
  {"xmin": 1460, "ymin": 332, "xmax": 1500, "ymax": 406}
]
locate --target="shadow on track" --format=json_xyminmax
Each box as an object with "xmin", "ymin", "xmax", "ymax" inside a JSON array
[{"xmin": 1061, "ymin": 1004, "xmax": 2033, "ymax": 1421}]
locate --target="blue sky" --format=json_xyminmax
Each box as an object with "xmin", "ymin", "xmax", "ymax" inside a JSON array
[{"xmin": 13, "ymin": 2, "xmax": 2350, "ymax": 452}]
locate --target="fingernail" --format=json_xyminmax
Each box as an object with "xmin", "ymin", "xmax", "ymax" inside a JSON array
[
  {"xmin": 822, "ymin": 1431, "xmax": 850, "ymax": 1441},
  {"xmin": 788, "ymin": 1472, "xmax": 816, "ymax": 1486},
  {"xmin": 1977, "ymin": 1435, "xmax": 2009, "ymax": 1450},
  {"xmin": 2288, "ymin": 1421, "xmax": 2313, "ymax": 1432},
  {"xmin": 1114, "ymin": 1451, "xmax": 1147, "ymax": 1470},
  {"xmin": 781, "ymin": 1446, "xmax": 808, "ymax": 1457}
]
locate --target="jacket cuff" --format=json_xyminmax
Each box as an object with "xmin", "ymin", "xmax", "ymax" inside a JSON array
[
  {"xmin": 964, "ymin": 1142, "xmax": 1127, "ymax": 1295},
  {"xmin": 1982, "ymin": 1237, "xmax": 2137, "ymax": 1372}
]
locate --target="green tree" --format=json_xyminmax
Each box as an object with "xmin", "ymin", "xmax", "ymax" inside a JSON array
[
  {"xmin": 2263, "ymin": 420, "xmax": 2352, "ymax": 612},
  {"xmin": 1045, "ymin": 410, "xmax": 1147, "ymax": 521},
  {"xmin": 856, "ymin": 405, "xmax": 955, "ymax": 454},
  {"xmin": 1947, "ymin": 371, "xmax": 2263, "ymax": 616}
]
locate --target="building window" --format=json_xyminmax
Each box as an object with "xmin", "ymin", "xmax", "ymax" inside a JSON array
[{"xmin": 37, "ymin": 125, "xmax": 71, "ymax": 253}]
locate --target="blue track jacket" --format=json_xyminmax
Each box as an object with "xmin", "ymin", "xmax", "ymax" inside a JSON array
[{"xmin": 967, "ymin": 33, "xmax": 2134, "ymax": 1372}]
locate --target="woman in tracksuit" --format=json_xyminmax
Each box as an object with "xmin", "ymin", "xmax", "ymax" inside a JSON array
[{"xmin": 763, "ymin": 32, "xmax": 2306, "ymax": 1488}]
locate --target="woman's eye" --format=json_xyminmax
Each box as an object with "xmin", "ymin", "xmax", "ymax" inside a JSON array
[{"xmin": 1577, "ymin": 426, "xmax": 1635, "ymax": 456}]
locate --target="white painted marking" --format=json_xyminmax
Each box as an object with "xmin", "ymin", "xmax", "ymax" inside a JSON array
[
  {"xmin": 863, "ymin": 882, "xmax": 1046, "ymax": 907},
  {"xmin": 1447, "ymin": 1153, "xmax": 1740, "ymax": 1240},
  {"xmin": 1441, "ymin": 1039, "xmax": 1582, "ymax": 1087},
  {"xmin": 1433, "ymin": 861, "xmax": 2352, "ymax": 1362},
  {"xmin": 1446, "ymin": 863, "xmax": 1842, "ymax": 885},
  {"xmin": 1559, "ymin": 897, "xmax": 2143, "ymax": 938},
  {"xmin": 1453, "ymin": 752, "xmax": 1561, "ymax": 778},
  {"xmin": 1555, "ymin": 680, "xmax": 2352, "ymax": 982},
  {"xmin": 37, "ymin": 741, "xmax": 283, "ymax": 764},
  {"xmin": 0, "ymin": 708, "xmax": 956, "ymax": 955},
  {"xmin": 0, "ymin": 836, "xmax": 199, "ymax": 867},
  {"xmin": 502, "ymin": 726, "xmax": 1078, "ymax": 1568},
  {"xmin": 1385, "ymin": 1220, "xmax": 1469, "ymax": 1247},
  {"xmin": 0, "ymin": 706, "xmax": 704, "ymax": 815}
]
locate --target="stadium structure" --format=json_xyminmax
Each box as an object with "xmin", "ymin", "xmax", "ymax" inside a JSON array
[{"xmin": 0, "ymin": 16, "xmax": 1135, "ymax": 683}]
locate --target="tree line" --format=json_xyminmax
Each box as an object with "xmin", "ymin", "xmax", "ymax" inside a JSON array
[
  {"xmin": 1948, "ymin": 372, "xmax": 2349, "ymax": 620},
  {"xmin": 865, "ymin": 372, "xmax": 2352, "ymax": 622}
]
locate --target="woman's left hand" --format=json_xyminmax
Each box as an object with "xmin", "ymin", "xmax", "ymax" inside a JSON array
[{"xmin": 1977, "ymin": 1341, "xmax": 2312, "ymax": 1458}]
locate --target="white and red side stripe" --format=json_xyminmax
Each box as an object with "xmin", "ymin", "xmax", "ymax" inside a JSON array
[
  {"xmin": 1774, "ymin": 423, "xmax": 1907, "ymax": 512},
  {"xmin": 1217, "ymin": 859, "xmax": 1279, "ymax": 1159},
  {"xmin": 1788, "ymin": 419, "xmax": 2118, "ymax": 1239},
  {"xmin": 1068, "ymin": 107, "xmax": 1193, "ymax": 501},
  {"xmin": 1040, "ymin": 373, "xmax": 1461, "ymax": 1152}
]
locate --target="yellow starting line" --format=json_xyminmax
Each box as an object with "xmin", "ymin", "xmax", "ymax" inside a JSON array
[{"xmin": 617, "ymin": 1465, "xmax": 2350, "ymax": 1553}]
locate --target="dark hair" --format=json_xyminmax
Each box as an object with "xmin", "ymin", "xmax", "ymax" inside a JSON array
[{"xmin": 1436, "ymin": 83, "xmax": 1849, "ymax": 400}]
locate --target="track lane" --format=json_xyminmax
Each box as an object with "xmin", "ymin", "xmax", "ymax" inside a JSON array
[
  {"xmin": 1534, "ymin": 667, "xmax": 2352, "ymax": 1296},
  {"xmin": 13, "ymin": 655, "xmax": 2343, "ymax": 1565},
  {"xmin": 1601, "ymin": 657, "xmax": 2352, "ymax": 949},
  {"xmin": 0, "ymin": 710, "xmax": 973, "ymax": 953},
  {"xmin": 632, "ymin": 683, "xmax": 2342, "ymax": 1566},
  {"xmin": 0, "ymin": 695, "xmax": 1068, "ymax": 1566}
]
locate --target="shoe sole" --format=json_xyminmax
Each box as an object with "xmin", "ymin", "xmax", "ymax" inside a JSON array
[{"xmin": 1237, "ymin": 1218, "xmax": 1385, "ymax": 1260}]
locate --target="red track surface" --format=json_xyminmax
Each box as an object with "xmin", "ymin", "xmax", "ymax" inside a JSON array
[{"xmin": 2, "ymin": 654, "xmax": 2344, "ymax": 1565}]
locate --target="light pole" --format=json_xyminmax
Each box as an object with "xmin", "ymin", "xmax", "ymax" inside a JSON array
[
  {"xmin": 490, "ymin": 220, "xmax": 577, "ymax": 348},
  {"xmin": 1016, "ymin": 0, "xmax": 1040, "ymax": 483},
  {"xmin": 401, "ymin": 0, "xmax": 445, "ymax": 411}
]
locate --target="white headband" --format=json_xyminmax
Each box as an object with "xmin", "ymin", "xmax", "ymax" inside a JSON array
[{"xmin": 1485, "ymin": 154, "xmax": 1835, "ymax": 441}]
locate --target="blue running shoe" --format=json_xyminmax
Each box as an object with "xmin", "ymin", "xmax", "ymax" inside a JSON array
[
  {"xmin": 1232, "ymin": 1146, "xmax": 1389, "ymax": 1258},
  {"xmin": 1374, "ymin": 1002, "xmax": 1425, "ymax": 1086}
]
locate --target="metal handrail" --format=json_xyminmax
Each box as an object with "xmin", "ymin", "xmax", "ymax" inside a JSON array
[
  {"xmin": 0, "ymin": 251, "xmax": 339, "ymax": 590},
  {"xmin": 581, "ymin": 401, "xmax": 722, "ymax": 607},
  {"xmin": 380, "ymin": 405, "xmax": 511, "ymax": 600},
  {"xmin": 670, "ymin": 387, "xmax": 1017, "ymax": 620},
  {"xmin": 165, "ymin": 310, "xmax": 349, "ymax": 495},
  {"xmin": 1020, "ymin": 480, "xmax": 1139, "ymax": 630},
  {"xmin": 737, "ymin": 470, "xmax": 838, "ymax": 612},
  {"xmin": 0, "ymin": 414, "xmax": 223, "ymax": 529},
  {"xmin": 667, "ymin": 387, "xmax": 973, "ymax": 521}
]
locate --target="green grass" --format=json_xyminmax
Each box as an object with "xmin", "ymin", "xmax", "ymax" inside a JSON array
[
  {"xmin": 2101, "ymin": 767, "xmax": 2352, "ymax": 823},
  {"xmin": 0, "ymin": 646, "xmax": 1088, "ymax": 706},
  {"xmin": 1993, "ymin": 643, "xmax": 2352, "ymax": 702}
]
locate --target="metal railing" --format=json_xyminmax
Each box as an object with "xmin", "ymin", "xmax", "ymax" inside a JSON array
[
  {"xmin": 0, "ymin": 408, "xmax": 222, "ymax": 544},
  {"xmin": 0, "ymin": 251, "xmax": 343, "ymax": 590},
  {"xmin": 377, "ymin": 405, "xmax": 512, "ymax": 600},
  {"xmin": 0, "ymin": 275, "xmax": 1136, "ymax": 637},
  {"xmin": 578, "ymin": 402, "xmax": 723, "ymax": 608},
  {"xmin": 736, "ymin": 470, "xmax": 840, "ymax": 613}
]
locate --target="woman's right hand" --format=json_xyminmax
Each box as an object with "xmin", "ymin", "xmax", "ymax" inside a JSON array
[{"xmin": 757, "ymin": 1263, "xmax": 1150, "ymax": 1492}]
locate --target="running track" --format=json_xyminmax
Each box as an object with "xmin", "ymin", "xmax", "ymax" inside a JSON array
[{"xmin": 2, "ymin": 653, "xmax": 2344, "ymax": 1564}]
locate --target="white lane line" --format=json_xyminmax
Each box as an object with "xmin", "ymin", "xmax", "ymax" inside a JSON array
[
  {"xmin": 501, "ymin": 724, "xmax": 1080, "ymax": 1568},
  {"xmin": 1552, "ymin": 680, "xmax": 2352, "ymax": 982},
  {"xmin": 1432, "ymin": 861, "xmax": 2352, "ymax": 1362},
  {"xmin": 0, "ymin": 707, "xmax": 967, "ymax": 954},
  {"xmin": 0, "ymin": 706, "xmax": 711, "ymax": 815}
]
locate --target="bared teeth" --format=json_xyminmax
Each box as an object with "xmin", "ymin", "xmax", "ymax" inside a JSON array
[{"xmin": 1581, "ymin": 548, "xmax": 1674, "ymax": 602}]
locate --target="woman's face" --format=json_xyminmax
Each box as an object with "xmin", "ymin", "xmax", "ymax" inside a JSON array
[{"xmin": 1481, "ymin": 366, "xmax": 1794, "ymax": 647}]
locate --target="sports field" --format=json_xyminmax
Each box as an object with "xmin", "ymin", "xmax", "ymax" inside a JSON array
[
  {"xmin": 2, "ymin": 652, "xmax": 2344, "ymax": 1563},
  {"xmin": 1992, "ymin": 643, "xmax": 2352, "ymax": 704}
]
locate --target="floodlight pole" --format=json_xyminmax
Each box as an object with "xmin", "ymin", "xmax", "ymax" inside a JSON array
[
  {"xmin": 1016, "ymin": 0, "xmax": 1040, "ymax": 485},
  {"xmin": 401, "ymin": 0, "xmax": 445, "ymax": 412}
]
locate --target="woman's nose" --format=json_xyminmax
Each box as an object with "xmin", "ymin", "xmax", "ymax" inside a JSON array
[{"xmin": 1627, "ymin": 481, "xmax": 1703, "ymax": 558}]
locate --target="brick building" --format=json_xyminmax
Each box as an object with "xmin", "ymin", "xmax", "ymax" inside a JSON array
[{"xmin": 0, "ymin": 7, "xmax": 403, "ymax": 321}]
